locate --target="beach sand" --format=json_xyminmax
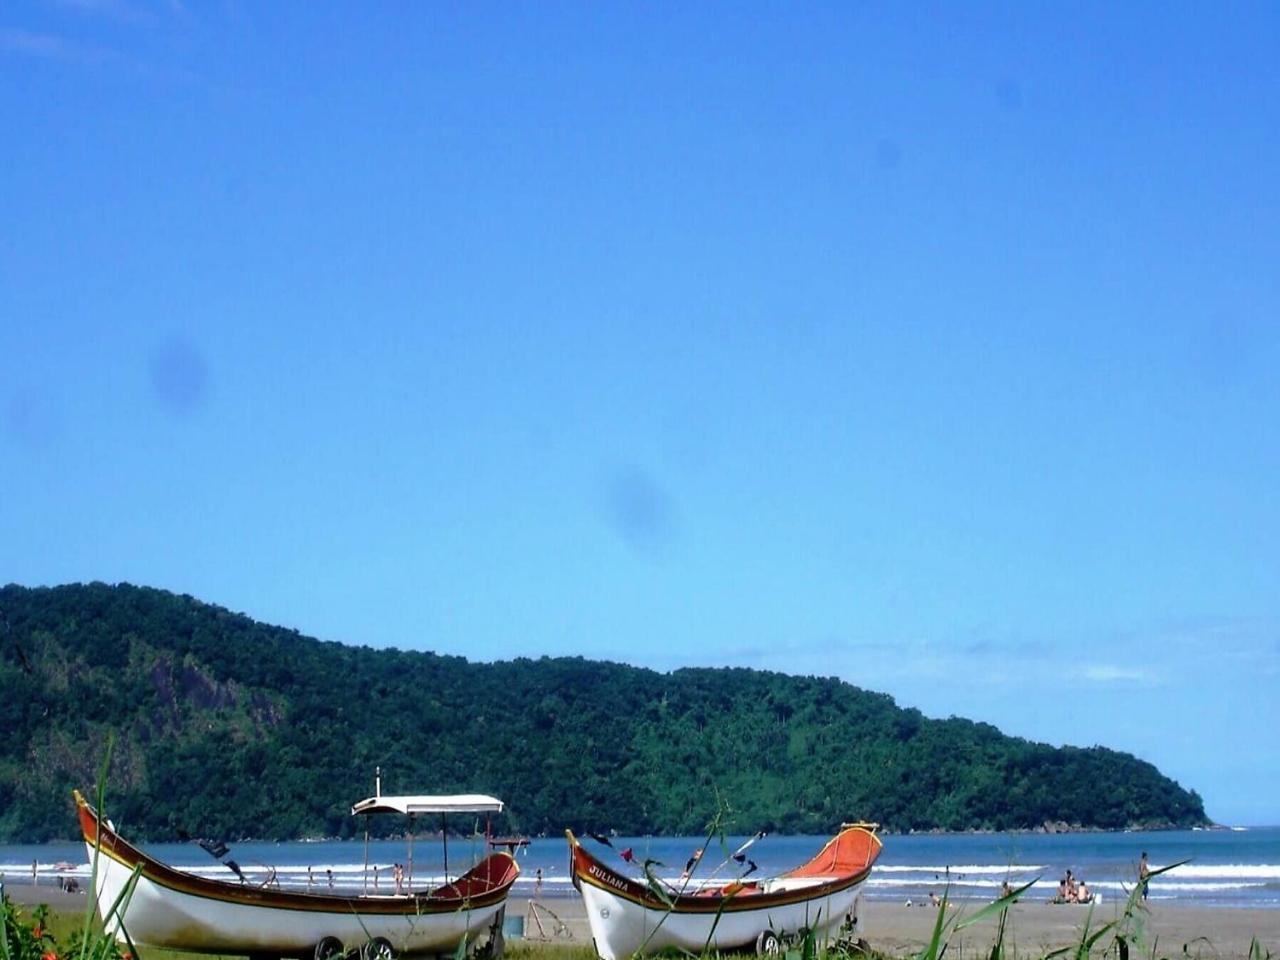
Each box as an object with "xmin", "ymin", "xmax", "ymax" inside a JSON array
[
  {"xmin": 859, "ymin": 900, "xmax": 1279, "ymax": 959},
  {"xmin": 6, "ymin": 885, "xmax": 1277, "ymax": 959}
]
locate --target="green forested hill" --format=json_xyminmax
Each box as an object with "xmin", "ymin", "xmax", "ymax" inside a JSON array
[{"xmin": 0, "ymin": 582, "xmax": 1207, "ymax": 842}]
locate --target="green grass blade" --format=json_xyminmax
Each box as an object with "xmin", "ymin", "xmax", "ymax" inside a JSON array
[
  {"xmin": 80, "ymin": 736, "xmax": 116, "ymax": 960},
  {"xmin": 1, "ymin": 897, "xmax": 14, "ymax": 960},
  {"xmin": 1083, "ymin": 919, "xmax": 1117, "ymax": 952},
  {"xmin": 914, "ymin": 887, "xmax": 953, "ymax": 960},
  {"xmin": 955, "ymin": 877, "xmax": 1038, "ymax": 932}
]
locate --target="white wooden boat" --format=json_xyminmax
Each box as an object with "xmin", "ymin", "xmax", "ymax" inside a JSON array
[
  {"xmin": 75, "ymin": 785, "xmax": 519, "ymax": 960},
  {"xmin": 567, "ymin": 824, "xmax": 882, "ymax": 960}
]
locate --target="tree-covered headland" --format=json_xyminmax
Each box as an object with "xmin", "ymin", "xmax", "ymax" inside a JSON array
[{"xmin": 0, "ymin": 583, "xmax": 1207, "ymax": 842}]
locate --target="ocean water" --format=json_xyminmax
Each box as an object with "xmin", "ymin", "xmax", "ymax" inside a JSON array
[{"xmin": 4, "ymin": 828, "xmax": 1278, "ymax": 909}]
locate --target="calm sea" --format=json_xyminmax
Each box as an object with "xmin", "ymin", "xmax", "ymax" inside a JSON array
[{"xmin": 4, "ymin": 828, "xmax": 1278, "ymax": 909}]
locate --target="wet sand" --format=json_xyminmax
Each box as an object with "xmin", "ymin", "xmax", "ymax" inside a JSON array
[{"xmin": 7, "ymin": 885, "xmax": 1276, "ymax": 958}]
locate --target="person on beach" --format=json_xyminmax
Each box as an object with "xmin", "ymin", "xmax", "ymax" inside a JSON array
[
  {"xmin": 307, "ymin": 867, "xmax": 314, "ymax": 890},
  {"xmin": 682, "ymin": 848, "xmax": 704, "ymax": 880},
  {"xmin": 1139, "ymin": 852, "xmax": 1150, "ymax": 901},
  {"xmin": 999, "ymin": 880, "xmax": 1013, "ymax": 899},
  {"xmin": 326, "ymin": 868, "xmax": 334, "ymax": 890},
  {"xmin": 31, "ymin": 860, "xmax": 37, "ymax": 886},
  {"xmin": 534, "ymin": 867, "xmax": 543, "ymax": 897},
  {"xmin": 1077, "ymin": 879, "xmax": 1091, "ymax": 903},
  {"xmin": 929, "ymin": 891, "xmax": 942, "ymax": 907},
  {"xmin": 374, "ymin": 865, "xmax": 380, "ymax": 891},
  {"xmin": 394, "ymin": 862, "xmax": 404, "ymax": 895}
]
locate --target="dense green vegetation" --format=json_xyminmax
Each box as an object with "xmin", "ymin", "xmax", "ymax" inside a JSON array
[{"xmin": 0, "ymin": 583, "xmax": 1206, "ymax": 842}]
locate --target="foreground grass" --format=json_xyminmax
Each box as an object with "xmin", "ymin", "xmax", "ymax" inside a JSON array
[{"xmin": 8, "ymin": 894, "xmax": 1274, "ymax": 960}]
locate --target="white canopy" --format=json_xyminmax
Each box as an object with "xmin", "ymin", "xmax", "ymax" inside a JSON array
[{"xmin": 351, "ymin": 794, "xmax": 505, "ymax": 816}]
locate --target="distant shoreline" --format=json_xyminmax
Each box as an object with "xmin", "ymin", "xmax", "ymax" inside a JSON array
[{"xmin": 2, "ymin": 822, "xmax": 1228, "ymax": 846}]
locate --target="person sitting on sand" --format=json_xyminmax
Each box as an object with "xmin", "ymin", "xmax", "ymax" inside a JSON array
[
  {"xmin": 1077, "ymin": 879, "xmax": 1091, "ymax": 903},
  {"xmin": 1057, "ymin": 877, "xmax": 1069, "ymax": 901},
  {"xmin": 929, "ymin": 891, "xmax": 941, "ymax": 907},
  {"xmin": 999, "ymin": 880, "xmax": 1013, "ymax": 899}
]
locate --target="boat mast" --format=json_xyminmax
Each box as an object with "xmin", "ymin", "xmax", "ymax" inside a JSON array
[
  {"xmin": 407, "ymin": 813, "xmax": 415, "ymax": 890},
  {"xmin": 441, "ymin": 813, "xmax": 449, "ymax": 881},
  {"xmin": 362, "ymin": 767, "xmax": 379, "ymax": 895}
]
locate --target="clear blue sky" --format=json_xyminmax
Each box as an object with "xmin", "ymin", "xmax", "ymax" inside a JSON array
[{"xmin": 3, "ymin": 2, "xmax": 1278, "ymax": 824}]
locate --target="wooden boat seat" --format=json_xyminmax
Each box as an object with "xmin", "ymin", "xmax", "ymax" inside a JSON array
[
  {"xmin": 430, "ymin": 853, "xmax": 520, "ymax": 901},
  {"xmin": 694, "ymin": 881, "xmax": 764, "ymax": 898}
]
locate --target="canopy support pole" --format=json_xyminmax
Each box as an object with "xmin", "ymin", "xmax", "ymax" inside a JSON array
[
  {"xmin": 442, "ymin": 813, "xmax": 449, "ymax": 881},
  {"xmin": 407, "ymin": 813, "xmax": 415, "ymax": 890},
  {"xmin": 362, "ymin": 823, "xmax": 370, "ymax": 895}
]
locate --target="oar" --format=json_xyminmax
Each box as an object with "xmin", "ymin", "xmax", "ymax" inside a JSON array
[{"xmin": 704, "ymin": 831, "xmax": 766, "ymax": 882}]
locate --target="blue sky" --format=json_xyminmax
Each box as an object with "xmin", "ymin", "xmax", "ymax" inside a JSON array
[{"xmin": 2, "ymin": 2, "xmax": 1278, "ymax": 824}]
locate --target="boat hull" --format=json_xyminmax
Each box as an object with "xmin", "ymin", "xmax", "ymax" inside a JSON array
[
  {"xmin": 568, "ymin": 826, "xmax": 880, "ymax": 960},
  {"xmin": 577, "ymin": 873, "xmax": 866, "ymax": 960},
  {"xmin": 75, "ymin": 793, "xmax": 517, "ymax": 957},
  {"xmin": 88, "ymin": 844, "xmax": 506, "ymax": 955}
]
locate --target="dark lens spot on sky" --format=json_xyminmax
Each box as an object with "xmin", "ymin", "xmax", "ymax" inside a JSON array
[
  {"xmin": 875, "ymin": 138, "xmax": 902, "ymax": 170},
  {"xmin": 996, "ymin": 78, "xmax": 1023, "ymax": 110},
  {"xmin": 605, "ymin": 464, "xmax": 676, "ymax": 553},
  {"xmin": 5, "ymin": 388, "xmax": 58, "ymax": 450},
  {"xmin": 148, "ymin": 338, "xmax": 209, "ymax": 414}
]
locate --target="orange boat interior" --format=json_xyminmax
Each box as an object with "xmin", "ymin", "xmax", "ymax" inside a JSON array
[
  {"xmin": 782, "ymin": 826, "xmax": 882, "ymax": 879},
  {"xmin": 693, "ymin": 825, "xmax": 881, "ymax": 898}
]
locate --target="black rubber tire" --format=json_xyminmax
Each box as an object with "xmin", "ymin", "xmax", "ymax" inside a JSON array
[
  {"xmin": 360, "ymin": 938, "xmax": 394, "ymax": 960},
  {"xmin": 755, "ymin": 930, "xmax": 781, "ymax": 956},
  {"xmin": 314, "ymin": 937, "xmax": 344, "ymax": 960}
]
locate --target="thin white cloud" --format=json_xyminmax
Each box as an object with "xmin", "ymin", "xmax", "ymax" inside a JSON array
[
  {"xmin": 0, "ymin": 28, "xmax": 70, "ymax": 58},
  {"xmin": 0, "ymin": 27, "xmax": 120, "ymax": 64},
  {"xmin": 1078, "ymin": 664, "xmax": 1160, "ymax": 684},
  {"xmin": 46, "ymin": 0, "xmax": 136, "ymax": 15}
]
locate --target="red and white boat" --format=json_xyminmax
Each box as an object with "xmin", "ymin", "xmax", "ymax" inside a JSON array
[
  {"xmin": 75, "ymin": 785, "xmax": 519, "ymax": 960},
  {"xmin": 567, "ymin": 824, "xmax": 882, "ymax": 960}
]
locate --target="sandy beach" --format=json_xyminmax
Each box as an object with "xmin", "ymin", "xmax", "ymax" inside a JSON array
[
  {"xmin": 7, "ymin": 883, "xmax": 1275, "ymax": 959},
  {"xmin": 513, "ymin": 896, "xmax": 1280, "ymax": 958}
]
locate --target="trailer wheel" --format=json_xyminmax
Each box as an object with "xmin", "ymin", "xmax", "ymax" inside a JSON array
[
  {"xmin": 314, "ymin": 937, "xmax": 344, "ymax": 960},
  {"xmin": 361, "ymin": 938, "xmax": 394, "ymax": 960},
  {"xmin": 755, "ymin": 930, "xmax": 781, "ymax": 956}
]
